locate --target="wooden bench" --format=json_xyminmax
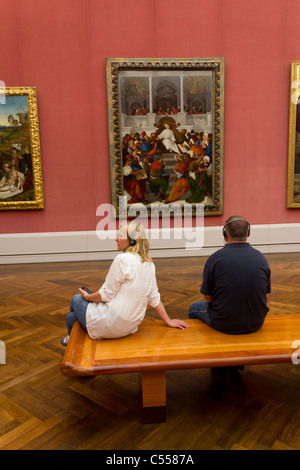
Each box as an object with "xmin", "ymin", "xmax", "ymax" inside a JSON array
[{"xmin": 61, "ymin": 314, "xmax": 300, "ymax": 423}]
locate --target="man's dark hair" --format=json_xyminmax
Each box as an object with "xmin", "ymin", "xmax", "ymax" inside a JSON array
[{"xmin": 224, "ymin": 216, "xmax": 250, "ymax": 241}]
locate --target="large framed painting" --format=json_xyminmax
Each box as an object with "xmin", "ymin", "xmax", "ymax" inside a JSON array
[
  {"xmin": 0, "ymin": 87, "xmax": 44, "ymax": 210},
  {"xmin": 106, "ymin": 57, "xmax": 224, "ymax": 218},
  {"xmin": 287, "ymin": 61, "xmax": 300, "ymax": 208}
]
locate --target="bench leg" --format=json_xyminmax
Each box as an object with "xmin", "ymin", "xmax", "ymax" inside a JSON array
[{"xmin": 140, "ymin": 371, "xmax": 166, "ymax": 424}]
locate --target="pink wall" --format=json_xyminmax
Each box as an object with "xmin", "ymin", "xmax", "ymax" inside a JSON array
[{"xmin": 1, "ymin": 0, "xmax": 300, "ymax": 234}]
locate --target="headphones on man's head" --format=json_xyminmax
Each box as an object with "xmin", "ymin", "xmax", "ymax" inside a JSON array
[{"xmin": 222, "ymin": 218, "xmax": 250, "ymax": 238}]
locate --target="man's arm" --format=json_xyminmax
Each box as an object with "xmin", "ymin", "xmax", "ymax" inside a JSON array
[{"xmin": 203, "ymin": 294, "xmax": 212, "ymax": 303}]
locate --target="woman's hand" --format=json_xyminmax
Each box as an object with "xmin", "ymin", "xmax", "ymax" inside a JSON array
[
  {"xmin": 166, "ymin": 319, "xmax": 190, "ymax": 330},
  {"xmin": 154, "ymin": 302, "xmax": 189, "ymax": 330},
  {"xmin": 78, "ymin": 288, "xmax": 102, "ymax": 303},
  {"xmin": 79, "ymin": 288, "xmax": 89, "ymax": 300}
]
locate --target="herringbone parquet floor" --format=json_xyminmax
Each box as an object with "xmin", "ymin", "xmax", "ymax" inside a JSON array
[{"xmin": 0, "ymin": 253, "xmax": 300, "ymax": 450}]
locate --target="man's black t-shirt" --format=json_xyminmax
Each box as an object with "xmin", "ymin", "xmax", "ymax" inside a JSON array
[{"xmin": 200, "ymin": 243, "xmax": 271, "ymax": 334}]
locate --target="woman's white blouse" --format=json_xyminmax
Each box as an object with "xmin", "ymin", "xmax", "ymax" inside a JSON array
[{"xmin": 86, "ymin": 252, "xmax": 161, "ymax": 339}]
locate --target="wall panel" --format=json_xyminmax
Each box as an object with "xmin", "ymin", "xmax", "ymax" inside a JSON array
[{"xmin": 0, "ymin": 0, "xmax": 299, "ymax": 238}]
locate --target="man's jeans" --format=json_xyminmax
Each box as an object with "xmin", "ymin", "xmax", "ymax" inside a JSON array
[{"xmin": 188, "ymin": 300, "xmax": 212, "ymax": 326}]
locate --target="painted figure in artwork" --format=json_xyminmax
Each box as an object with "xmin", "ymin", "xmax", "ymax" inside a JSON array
[{"xmin": 157, "ymin": 123, "xmax": 180, "ymax": 154}]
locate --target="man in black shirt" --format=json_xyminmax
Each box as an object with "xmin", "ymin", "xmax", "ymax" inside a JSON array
[{"xmin": 188, "ymin": 216, "xmax": 271, "ymax": 335}]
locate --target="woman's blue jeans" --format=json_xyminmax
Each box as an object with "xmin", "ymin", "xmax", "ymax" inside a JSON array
[
  {"xmin": 66, "ymin": 289, "xmax": 93, "ymax": 335},
  {"xmin": 188, "ymin": 300, "xmax": 212, "ymax": 326}
]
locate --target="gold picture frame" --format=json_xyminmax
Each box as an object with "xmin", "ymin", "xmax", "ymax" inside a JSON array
[
  {"xmin": 0, "ymin": 87, "xmax": 44, "ymax": 210},
  {"xmin": 106, "ymin": 57, "xmax": 224, "ymax": 217},
  {"xmin": 287, "ymin": 61, "xmax": 300, "ymax": 208}
]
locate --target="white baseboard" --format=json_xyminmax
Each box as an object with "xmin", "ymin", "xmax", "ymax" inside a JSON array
[{"xmin": 0, "ymin": 223, "xmax": 300, "ymax": 264}]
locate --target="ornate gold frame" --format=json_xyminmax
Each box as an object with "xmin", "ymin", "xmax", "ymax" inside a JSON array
[
  {"xmin": 0, "ymin": 87, "xmax": 44, "ymax": 210},
  {"xmin": 106, "ymin": 57, "xmax": 224, "ymax": 217},
  {"xmin": 287, "ymin": 61, "xmax": 300, "ymax": 208}
]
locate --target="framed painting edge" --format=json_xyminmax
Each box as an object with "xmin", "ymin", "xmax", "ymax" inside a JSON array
[{"xmin": 287, "ymin": 61, "xmax": 300, "ymax": 209}]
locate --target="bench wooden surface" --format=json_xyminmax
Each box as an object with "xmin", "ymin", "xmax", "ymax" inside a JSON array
[{"xmin": 61, "ymin": 314, "xmax": 300, "ymax": 422}]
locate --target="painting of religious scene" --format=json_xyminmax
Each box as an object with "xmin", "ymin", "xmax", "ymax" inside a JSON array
[
  {"xmin": 0, "ymin": 88, "xmax": 43, "ymax": 210},
  {"xmin": 106, "ymin": 58, "xmax": 224, "ymax": 216}
]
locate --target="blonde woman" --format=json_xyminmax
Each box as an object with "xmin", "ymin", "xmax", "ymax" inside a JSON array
[{"xmin": 61, "ymin": 223, "xmax": 189, "ymax": 345}]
